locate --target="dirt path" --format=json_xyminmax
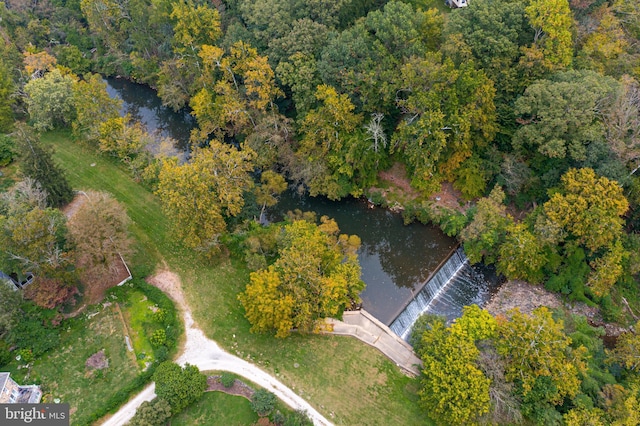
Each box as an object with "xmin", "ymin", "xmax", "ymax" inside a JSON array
[{"xmin": 100, "ymin": 269, "xmax": 333, "ymax": 426}]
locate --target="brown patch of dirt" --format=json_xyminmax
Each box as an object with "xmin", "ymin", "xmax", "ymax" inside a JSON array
[
  {"xmin": 85, "ymin": 349, "xmax": 109, "ymax": 370},
  {"xmin": 429, "ymin": 182, "xmax": 467, "ymax": 212},
  {"xmin": 375, "ymin": 163, "xmax": 468, "ymax": 212},
  {"xmin": 378, "ymin": 163, "xmax": 419, "ymax": 200},
  {"xmin": 61, "ymin": 193, "xmax": 88, "ymax": 219},
  {"xmin": 78, "ymin": 257, "xmax": 131, "ymax": 305},
  {"xmin": 146, "ymin": 269, "xmax": 185, "ymax": 310},
  {"xmin": 206, "ymin": 376, "xmax": 255, "ymax": 400}
]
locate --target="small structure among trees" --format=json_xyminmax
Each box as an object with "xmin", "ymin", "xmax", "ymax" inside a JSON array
[{"xmin": 447, "ymin": 0, "xmax": 469, "ymax": 8}]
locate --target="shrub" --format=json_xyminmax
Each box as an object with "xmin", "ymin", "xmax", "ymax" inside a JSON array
[
  {"xmin": 284, "ymin": 410, "xmax": 313, "ymax": 426},
  {"xmin": 127, "ymin": 397, "xmax": 171, "ymax": 426},
  {"xmin": 17, "ymin": 348, "xmax": 34, "ymax": 363},
  {"xmin": 251, "ymin": 389, "xmax": 276, "ymax": 416},
  {"xmin": 152, "ymin": 308, "xmax": 166, "ymax": 324},
  {"xmin": 150, "ymin": 329, "xmax": 167, "ymax": 347},
  {"xmin": 220, "ymin": 372, "xmax": 235, "ymax": 388},
  {"xmin": 0, "ymin": 135, "xmax": 14, "ymax": 167},
  {"xmin": 153, "ymin": 362, "xmax": 207, "ymax": 415},
  {"xmin": 154, "ymin": 346, "xmax": 169, "ymax": 362}
]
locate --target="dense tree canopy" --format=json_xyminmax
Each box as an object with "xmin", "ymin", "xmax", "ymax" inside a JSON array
[
  {"xmin": 1, "ymin": 0, "xmax": 640, "ymax": 423},
  {"xmin": 416, "ymin": 306, "xmax": 496, "ymax": 425},
  {"xmin": 239, "ymin": 216, "xmax": 364, "ymax": 338},
  {"xmin": 23, "ymin": 68, "xmax": 76, "ymax": 132},
  {"xmin": 496, "ymin": 307, "xmax": 586, "ymax": 405},
  {"xmin": 156, "ymin": 141, "xmax": 255, "ymax": 256}
]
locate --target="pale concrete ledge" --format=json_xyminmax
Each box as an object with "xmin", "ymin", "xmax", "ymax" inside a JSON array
[{"xmin": 320, "ymin": 310, "xmax": 423, "ymax": 377}]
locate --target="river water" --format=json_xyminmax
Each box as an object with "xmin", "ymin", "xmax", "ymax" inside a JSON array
[{"xmin": 105, "ymin": 78, "xmax": 500, "ymax": 331}]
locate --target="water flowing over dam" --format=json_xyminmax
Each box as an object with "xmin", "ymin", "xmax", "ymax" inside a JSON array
[{"xmin": 389, "ymin": 246, "xmax": 498, "ymax": 340}]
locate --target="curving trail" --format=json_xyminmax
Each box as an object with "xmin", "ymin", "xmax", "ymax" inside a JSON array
[{"xmin": 99, "ymin": 272, "xmax": 333, "ymax": 426}]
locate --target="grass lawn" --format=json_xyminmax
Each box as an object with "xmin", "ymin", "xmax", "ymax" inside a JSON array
[
  {"xmin": 43, "ymin": 130, "xmax": 430, "ymax": 425},
  {"xmin": 122, "ymin": 290, "xmax": 157, "ymax": 367},
  {"xmin": 5, "ymin": 304, "xmax": 140, "ymax": 425},
  {"xmin": 170, "ymin": 392, "xmax": 258, "ymax": 426}
]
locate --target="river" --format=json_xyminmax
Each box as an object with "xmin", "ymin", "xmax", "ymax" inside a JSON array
[{"xmin": 105, "ymin": 78, "xmax": 501, "ymax": 332}]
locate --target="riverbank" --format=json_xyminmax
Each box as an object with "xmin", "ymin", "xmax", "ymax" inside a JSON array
[{"xmin": 485, "ymin": 280, "xmax": 630, "ymax": 337}]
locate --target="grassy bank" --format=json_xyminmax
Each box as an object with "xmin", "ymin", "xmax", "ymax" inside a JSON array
[{"xmin": 43, "ymin": 130, "xmax": 428, "ymax": 425}]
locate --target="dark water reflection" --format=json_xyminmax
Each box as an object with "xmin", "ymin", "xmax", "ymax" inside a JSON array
[
  {"xmin": 267, "ymin": 193, "xmax": 458, "ymax": 325},
  {"xmin": 105, "ymin": 78, "xmax": 195, "ymax": 151}
]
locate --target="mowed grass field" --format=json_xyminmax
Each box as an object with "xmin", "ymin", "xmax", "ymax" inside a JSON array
[
  {"xmin": 43, "ymin": 130, "xmax": 429, "ymax": 425},
  {"xmin": 170, "ymin": 391, "xmax": 259, "ymax": 426}
]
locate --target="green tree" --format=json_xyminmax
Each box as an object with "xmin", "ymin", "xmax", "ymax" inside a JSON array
[
  {"xmin": 97, "ymin": 116, "xmax": 152, "ymax": 172},
  {"xmin": 460, "ymin": 186, "xmax": 513, "ymax": 264},
  {"xmin": 191, "ymin": 42, "xmax": 283, "ymax": 140},
  {"xmin": 267, "ymin": 17, "xmax": 328, "ymax": 69},
  {"xmin": 170, "ymin": 0, "xmax": 221, "ymax": 54},
  {"xmin": 416, "ymin": 305, "xmax": 496, "ymax": 425},
  {"xmin": 497, "ymin": 222, "xmax": 547, "ymax": 283},
  {"xmin": 277, "ymin": 52, "xmax": 321, "ymax": 116},
  {"xmin": 127, "ymin": 398, "xmax": 172, "ymax": 426},
  {"xmin": 564, "ymin": 407, "xmax": 606, "ymax": 426},
  {"xmin": 513, "ymin": 70, "xmax": 620, "ymax": 164},
  {"xmin": 523, "ymin": 0, "xmax": 574, "ymax": 70},
  {"xmin": 72, "ymin": 73, "xmax": 122, "ymax": 142},
  {"xmin": 540, "ymin": 168, "xmax": 628, "ymax": 253},
  {"xmin": 295, "ymin": 84, "xmax": 365, "ymax": 200},
  {"xmin": 153, "ymin": 362, "xmax": 207, "ymax": 414},
  {"xmin": 392, "ymin": 53, "xmax": 497, "ymax": 194},
  {"xmin": 13, "ymin": 125, "xmax": 74, "ymax": 207},
  {"xmin": 607, "ymin": 321, "xmax": 640, "ymax": 372},
  {"xmin": 80, "ymin": 0, "xmax": 130, "ymax": 52},
  {"xmin": 444, "ymin": 0, "xmax": 532, "ymax": 101},
  {"xmin": 23, "ymin": 68, "xmax": 76, "ymax": 131},
  {"xmin": 496, "ymin": 307, "xmax": 586, "ymax": 405},
  {"xmin": 251, "ymin": 389, "xmax": 276, "ymax": 416},
  {"xmin": 238, "ymin": 216, "xmax": 364, "ymax": 338},
  {"xmin": 156, "ymin": 141, "xmax": 255, "ymax": 256},
  {"xmin": 0, "ymin": 207, "xmax": 69, "ymax": 275},
  {"xmin": 0, "ymin": 61, "xmax": 15, "ymax": 133},
  {"xmin": 255, "ymin": 170, "xmax": 287, "ymax": 217}
]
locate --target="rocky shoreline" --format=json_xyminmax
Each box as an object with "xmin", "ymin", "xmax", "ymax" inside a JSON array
[{"xmin": 484, "ymin": 280, "xmax": 630, "ymax": 338}]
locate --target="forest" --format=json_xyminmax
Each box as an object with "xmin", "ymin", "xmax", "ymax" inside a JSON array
[{"xmin": 0, "ymin": 0, "xmax": 639, "ymax": 424}]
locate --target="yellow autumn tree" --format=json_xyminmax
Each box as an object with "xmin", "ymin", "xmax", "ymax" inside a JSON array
[
  {"xmin": 238, "ymin": 216, "xmax": 364, "ymax": 338},
  {"xmin": 416, "ymin": 305, "xmax": 496, "ymax": 425},
  {"xmin": 542, "ymin": 168, "xmax": 629, "ymax": 253},
  {"xmin": 156, "ymin": 141, "xmax": 255, "ymax": 256},
  {"xmin": 192, "ymin": 41, "xmax": 282, "ymax": 139},
  {"xmin": 524, "ymin": 0, "xmax": 574, "ymax": 70},
  {"xmin": 496, "ymin": 307, "xmax": 586, "ymax": 405}
]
